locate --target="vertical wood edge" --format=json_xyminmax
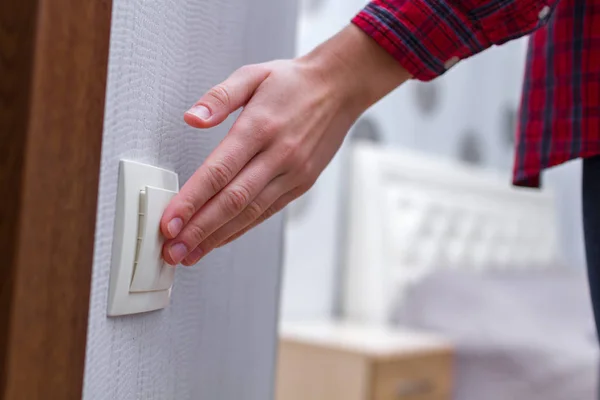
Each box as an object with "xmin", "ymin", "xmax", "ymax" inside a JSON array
[
  {"xmin": 0, "ymin": 0, "xmax": 113, "ymax": 398},
  {"xmin": 0, "ymin": 0, "xmax": 40, "ymax": 396}
]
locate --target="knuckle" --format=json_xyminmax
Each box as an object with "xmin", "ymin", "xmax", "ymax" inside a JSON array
[
  {"xmin": 206, "ymin": 162, "xmax": 234, "ymax": 193},
  {"xmin": 207, "ymin": 84, "xmax": 231, "ymax": 108},
  {"xmin": 223, "ymin": 186, "xmax": 252, "ymax": 214},
  {"xmin": 280, "ymin": 139, "xmax": 297, "ymax": 156},
  {"xmin": 235, "ymin": 116, "xmax": 271, "ymax": 143},
  {"xmin": 186, "ymin": 224, "xmax": 209, "ymax": 244},
  {"xmin": 177, "ymin": 196, "xmax": 197, "ymax": 219},
  {"xmin": 250, "ymin": 113, "xmax": 283, "ymax": 138},
  {"xmin": 244, "ymin": 201, "xmax": 264, "ymax": 221},
  {"xmin": 263, "ymin": 116, "xmax": 284, "ymax": 135},
  {"xmin": 279, "ymin": 140, "xmax": 302, "ymax": 167}
]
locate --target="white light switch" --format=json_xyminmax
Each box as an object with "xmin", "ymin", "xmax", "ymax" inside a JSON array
[
  {"xmin": 107, "ymin": 160, "xmax": 179, "ymax": 317},
  {"xmin": 129, "ymin": 185, "xmax": 177, "ymax": 292}
]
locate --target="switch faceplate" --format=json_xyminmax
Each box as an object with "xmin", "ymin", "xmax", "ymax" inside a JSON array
[{"xmin": 107, "ymin": 160, "xmax": 179, "ymax": 317}]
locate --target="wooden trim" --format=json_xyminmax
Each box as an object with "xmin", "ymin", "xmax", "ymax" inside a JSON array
[{"xmin": 0, "ymin": 0, "xmax": 112, "ymax": 398}]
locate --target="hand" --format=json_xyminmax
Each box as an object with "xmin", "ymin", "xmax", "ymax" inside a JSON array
[{"xmin": 160, "ymin": 25, "xmax": 410, "ymax": 266}]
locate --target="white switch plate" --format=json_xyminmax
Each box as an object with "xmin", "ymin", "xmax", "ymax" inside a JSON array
[{"xmin": 107, "ymin": 160, "xmax": 179, "ymax": 317}]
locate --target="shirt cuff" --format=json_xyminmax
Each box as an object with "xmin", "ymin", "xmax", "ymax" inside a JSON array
[{"xmin": 352, "ymin": 0, "xmax": 554, "ymax": 82}]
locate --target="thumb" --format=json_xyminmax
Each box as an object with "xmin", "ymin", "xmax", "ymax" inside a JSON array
[{"xmin": 184, "ymin": 64, "xmax": 270, "ymax": 128}]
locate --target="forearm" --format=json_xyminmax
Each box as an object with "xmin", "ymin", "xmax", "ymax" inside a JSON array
[{"xmin": 298, "ymin": 24, "xmax": 412, "ymax": 115}]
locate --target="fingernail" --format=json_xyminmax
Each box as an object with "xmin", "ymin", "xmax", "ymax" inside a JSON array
[
  {"xmin": 169, "ymin": 243, "xmax": 188, "ymax": 264},
  {"xmin": 186, "ymin": 105, "xmax": 211, "ymax": 120},
  {"xmin": 167, "ymin": 218, "xmax": 183, "ymax": 237},
  {"xmin": 184, "ymin": 247, "xmax": 204, "ymax": 265}
]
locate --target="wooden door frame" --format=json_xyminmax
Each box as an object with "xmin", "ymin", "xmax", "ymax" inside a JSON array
[{"xmin": 0, "ymin": 0, "xmax": 112, "ymax": 398}]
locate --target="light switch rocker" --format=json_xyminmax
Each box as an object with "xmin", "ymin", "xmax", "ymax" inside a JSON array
[{"xmin": 107, "ymin": 160, "xmax": 179, "ymax": 316}]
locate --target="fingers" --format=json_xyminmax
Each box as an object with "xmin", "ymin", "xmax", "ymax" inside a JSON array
[
  {"xmin": 162, "ymin": 150, "xmax": 284, "ymax": 265},
  {"xmin": 181, "ymin": 188, "xmax": 305, "ymax": 266},
  {"xmin": 221, "ymin": 190, "xmax": 301, "ymax": 247},
  {"xmin": 218, "ymin": 197, "xmax": 289, "ymax": 246},
  {"xmin": 180, "ymin": 176, "xmax": 290, "ymax": 265},
  {"xmin": 184, "ymin": 64, "xmax": 270, "ymax": 129},
  {"xmin": 174, "ymin": 136, "xmax": 320, "ymax": 265},
  {"xmin": 160, "ymin": 107, "xmax": 266, "ymax": 241}
]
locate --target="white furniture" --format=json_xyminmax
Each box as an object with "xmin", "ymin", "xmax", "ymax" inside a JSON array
[{"xmin": 343, "ymin": 143, "xmax": 560, "ymax": 324}]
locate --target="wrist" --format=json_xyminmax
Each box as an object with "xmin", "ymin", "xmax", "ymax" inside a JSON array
[{"xmin": 299, "ymin": 24, "xmax": 411, "ymax": 114}]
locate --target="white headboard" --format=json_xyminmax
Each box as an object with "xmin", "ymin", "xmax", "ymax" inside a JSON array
[{"xmin": 342, "ymin": 143, "xmax": 561, "ymax": 325}]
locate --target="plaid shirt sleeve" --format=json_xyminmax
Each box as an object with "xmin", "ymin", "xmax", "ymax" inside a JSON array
[{"xmin": 352, "ymin": 0, "xmax": 558, "ymax": 81}]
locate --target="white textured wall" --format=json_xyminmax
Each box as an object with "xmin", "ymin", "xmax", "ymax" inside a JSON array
[{"xmin": 84, "ymin": 0, "xmax": 297, "ymax": 399}]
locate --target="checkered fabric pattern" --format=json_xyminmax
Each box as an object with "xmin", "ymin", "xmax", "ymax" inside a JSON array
[{"xmin": 353, "ymin": 0, "xmax": 600, "ymax": 187}]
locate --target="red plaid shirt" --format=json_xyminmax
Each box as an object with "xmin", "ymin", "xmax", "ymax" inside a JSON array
[{"xmin": 353, "ymin": 0, "xmax": 600, "ymax": 187}]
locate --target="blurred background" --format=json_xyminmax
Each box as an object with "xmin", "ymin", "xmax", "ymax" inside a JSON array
[{"xmin": 274, "ymin": 1, "xmax": 598, "ymax": 399}]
